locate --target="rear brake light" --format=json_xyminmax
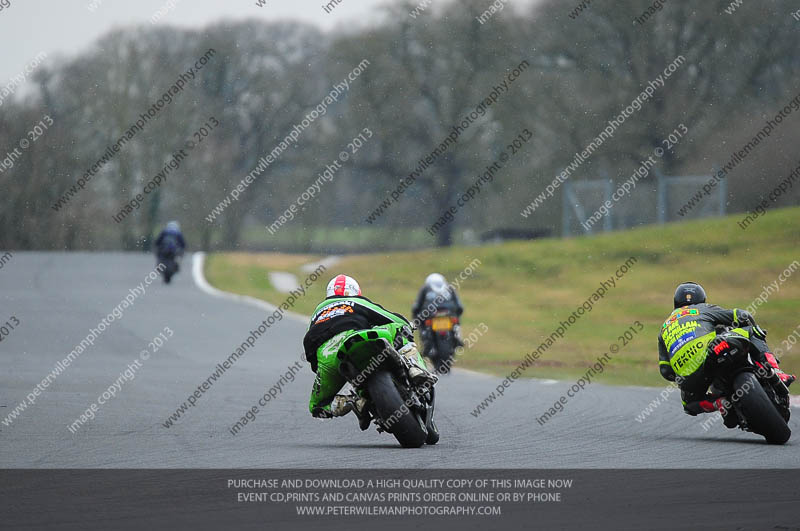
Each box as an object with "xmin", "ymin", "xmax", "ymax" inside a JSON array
[{"xmin": 713, "ymin": 341, "xmax": 730, "ymax": 355}]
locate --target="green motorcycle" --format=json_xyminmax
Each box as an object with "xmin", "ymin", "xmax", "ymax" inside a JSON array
[{"xmin": 332, "ymin": 326, "xmax": 439, "ymax": 448}]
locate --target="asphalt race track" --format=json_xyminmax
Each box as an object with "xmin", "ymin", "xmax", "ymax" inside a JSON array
[{"xmin": 1, "ymin": 252, "xmax": 798, "ymax": 468}]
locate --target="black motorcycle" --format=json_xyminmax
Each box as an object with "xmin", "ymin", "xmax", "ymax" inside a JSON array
[
  {"xmin": 705, "ymin": 329, "xmax": 791, "ymax": 444},
  {"xmin": 421, "ymin": 309, "xmax": 460, "ymax": 373},
  {"xmin": 333, "ymin": 327, "xmax": 439, "ymax": 448},
  {"xmin": 157, "ymin": 249, "xmax": 180, "ymax": 284}
]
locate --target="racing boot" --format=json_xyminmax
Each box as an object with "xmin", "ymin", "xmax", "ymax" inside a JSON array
[
  {"xmin": 712, "ymin": 398, "xmax": 739, "ymax": 429},
  {"xmin": 351, "ymin": 397, "xmax": 371, "ymax": 431},
  {"xmin": 453, "ymin": 324, "xmax": 465, "ymax": 347},
  {"xmin": 398, "ymin": 343, "xmax": 438, "ymax": 388},
  {"xmin": 694, "ymin": 397, "xmax": 737, "ymax": 428},
  {"xmin": 330, "ymin": 395, "xmax": 356, "ymax": 417},
  {"xmin": 764, "ymin": 352, "xmax": 796, "ymax": 387}
]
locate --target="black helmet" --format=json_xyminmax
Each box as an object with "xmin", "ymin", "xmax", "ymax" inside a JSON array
[{"xmin": 674, "ymin": 282, "xmax": 706, "ymax": 309}]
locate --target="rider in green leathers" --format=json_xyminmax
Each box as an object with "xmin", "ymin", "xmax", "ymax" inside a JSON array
[{"xmin": 302, "ymin": 275, "xmax": 436, "ymax": 420}]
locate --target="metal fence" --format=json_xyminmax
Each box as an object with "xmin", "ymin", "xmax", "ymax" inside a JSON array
[{"xmin": 562, "ymin": 169, "xmax": 727, "ymax": 237}]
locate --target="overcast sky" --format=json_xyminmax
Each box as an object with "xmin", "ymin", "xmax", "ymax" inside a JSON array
[{"xmin": 0, "ymin": 0, "xmax": 396, "ymax": 86}]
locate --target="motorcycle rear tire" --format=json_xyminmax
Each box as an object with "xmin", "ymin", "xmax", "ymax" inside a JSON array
[
  {"xmin": 367, "ymin": 370, "xmax": 427, "ymax": 448},
  {"xmin": 425, "ymin": 418, "xmax": 440, "ymax": 445},
  {"xmin": 733, "ymin": 371, "xmax": 791, "ymax": 445}
]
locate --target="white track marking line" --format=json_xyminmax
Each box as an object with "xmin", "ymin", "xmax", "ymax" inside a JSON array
[
  {"xmin": 450, "ymin": 367, "xmax": 495, "ymax": 379},
  {"xmin": 270, "ymin": 255, "xmax": 338, "ymax": 292},
  {"xmin": 268, "ymin": 271, "xmax": 300, "ymax": 293},
  {"xmin": 301, "ymin": 255, "xmax": 341, "ymax": 273},
  {"xmin": 191, "ymin": 252, "xmax": 307, "ymax": 322}
]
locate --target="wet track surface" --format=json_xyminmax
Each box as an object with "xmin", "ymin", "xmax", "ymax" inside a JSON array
[{"xmin": 1, "ymin": 252, "xmax": 798, "ymax": 468}]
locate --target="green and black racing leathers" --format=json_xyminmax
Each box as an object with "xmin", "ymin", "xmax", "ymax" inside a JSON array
[{"xmin": 302, "ymin": 295, "xmax": 428, "ymax": 418}]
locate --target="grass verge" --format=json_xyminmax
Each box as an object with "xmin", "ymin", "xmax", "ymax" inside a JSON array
[{"xmin": 205, "ymin": 207, "xmax": 800, "ymax": 387}]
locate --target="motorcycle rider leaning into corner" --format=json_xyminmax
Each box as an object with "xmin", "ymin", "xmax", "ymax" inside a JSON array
[
  {"xmin": 658, "ymin": 282, "xmax": 796, "ymax": 426},
  {"xmin": 302, "ymin": 274, "xmax": 437, "ymax": 425},
  {"xmin": 411, "ymin": 273, "xmax": 465, "ymax": 353}
]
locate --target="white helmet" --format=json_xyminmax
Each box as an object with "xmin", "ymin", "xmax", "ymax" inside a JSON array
[
  {"xmin": 425, "ymin": 273, "xmax": 448, "ymax": 295},
  {"xmin": 166, "ymin": 221, "xmax": 181, "ymax": 232},
  {"xmin": 326, "ymin": 274, "xmax": 362, "ymax": 297}
]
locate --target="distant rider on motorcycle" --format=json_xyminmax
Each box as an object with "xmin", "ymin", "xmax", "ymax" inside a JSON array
[
  {"xmin": 411, "ymin": 273, "xmax": 464, "ymax": 356},
  {"xmin": 154, "ymin": 221, "xmax": 186, "ymax": 269},
  {"xmin": 658, "ymin": 282, "xmax": 795, "ymax": 424},
  {"xmin": 303, "ymin": 275, "xmax": 437, "ymax": 424}
]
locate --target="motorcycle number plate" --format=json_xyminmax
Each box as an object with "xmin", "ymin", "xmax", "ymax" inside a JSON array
[{"xmin": 431, "ymin": 317, "xmax": 453, "ymax": 332}]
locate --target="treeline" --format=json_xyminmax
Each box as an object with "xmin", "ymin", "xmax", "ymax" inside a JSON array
[{"xmin": 1, "ymin": 0, "xmax": 798, "ymax": 251}]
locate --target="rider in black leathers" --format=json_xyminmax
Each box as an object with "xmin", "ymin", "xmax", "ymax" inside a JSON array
[
  {"xmin": 412, "ymin": 273, "xmax": 464, "ymax": 357},
  {"xmin": 154, "ymin": 221, "xmax": 185, "ymax": 264}
]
